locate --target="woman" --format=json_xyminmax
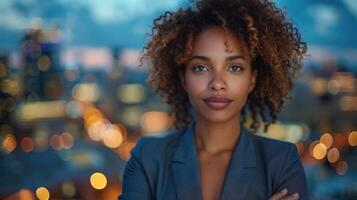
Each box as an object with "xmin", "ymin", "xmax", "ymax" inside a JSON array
[{"xmin": 119, "ymin": 0, "xmax": 308, "ymax": 199}]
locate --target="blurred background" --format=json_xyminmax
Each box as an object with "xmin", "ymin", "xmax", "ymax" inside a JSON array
[{"xmin": 0, "ymin": 0, "xmax": 356, "ymax": 199}]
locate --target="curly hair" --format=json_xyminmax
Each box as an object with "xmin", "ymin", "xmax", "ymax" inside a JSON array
[{"xmin": 140, "ymin": 0, "xmax": 307, "ymax": 132}]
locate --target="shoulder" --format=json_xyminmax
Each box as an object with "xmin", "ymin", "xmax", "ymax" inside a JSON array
[
  {"xmin": 248, "ymin": 133, "xmax": 308, "ymax": 198},
  {"xmin": 248, "ymin": 132, "xmax": 300, "ymax": 169},
  {"xmin": 130, "ymin": 129, "xmax": 183, "ymax": 163},
  {"xmin": 251, "ymin": 133, "xmax": 298, "ymax": 157},
  {"xmin": 138, "ymin": 129, "xmax": 183, "ymax": 151}
]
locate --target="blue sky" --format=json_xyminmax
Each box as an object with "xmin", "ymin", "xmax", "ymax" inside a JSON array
[
  {"xmin": 0, "ymin": 0, "xmax": 182, "ymax": 30},
  {"xmin": 0, "ymin": 0, "xmax": 356, "ymax": 50}
]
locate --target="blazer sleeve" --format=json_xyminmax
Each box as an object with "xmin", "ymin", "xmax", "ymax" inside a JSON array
[
  {"xmin": 275, "ymin": 144, "xmax": 309, "ymax": 200},
  {"xmin": 118, "ymin": 137, "xmax": 153, "ymax": 200}
]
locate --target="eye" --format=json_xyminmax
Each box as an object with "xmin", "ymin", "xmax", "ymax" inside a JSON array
[
  {"xmin": 192, "ymin": 65, "xmax": 209, "ymax": 72},
  {"xmin": 228, "ymin": 65, "xmax": 244, "ymax": 72}
]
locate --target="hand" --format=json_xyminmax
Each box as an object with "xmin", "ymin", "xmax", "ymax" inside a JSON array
[{"xmin": 269, "ymin": 188, "xmax": 299, "ymax": 200}]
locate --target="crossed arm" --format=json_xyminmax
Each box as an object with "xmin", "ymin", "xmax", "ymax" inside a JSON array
[{"xmin": 270, "ymin": 144, "xmax": 309, "ymax": 200}]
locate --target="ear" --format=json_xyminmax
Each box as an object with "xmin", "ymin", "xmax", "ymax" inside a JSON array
[
  {"xmin": 179, "ymin": 69, "xmax": 187, "ymax": 91},
  {"xmin": 249, "ymin": 69, "xmax": 257, "ymax": 93}
]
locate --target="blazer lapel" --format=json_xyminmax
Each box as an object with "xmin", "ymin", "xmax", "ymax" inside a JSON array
[
  {"xmin": 171, "ymin": 121, "xmax": 203, "ymax": 200},
  {"xmin": 220, "ymin": 127, "xmax": 257, "ymax": 200},
  {"xmin": 171, "ymin": 122, "xmax": 256, "ymax": 200}
]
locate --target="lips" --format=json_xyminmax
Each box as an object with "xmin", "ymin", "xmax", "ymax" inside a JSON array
[{"xmin": 203, "ymin": 97, "xmax": 232, "ymax": 110}]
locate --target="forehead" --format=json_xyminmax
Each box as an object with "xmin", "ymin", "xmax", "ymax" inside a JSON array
[{"xmin": 191, "ymin": 26, "xmax": 249, "ymax": 57}]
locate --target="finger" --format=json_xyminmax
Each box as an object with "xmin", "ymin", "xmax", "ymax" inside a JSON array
[
  {"xmin": 281, "ymin": 193, "xmax": 299, "ymax": 200},
  {"xmin": 269, "ymin": 188, "xmax": 288, "ymax": 200}
]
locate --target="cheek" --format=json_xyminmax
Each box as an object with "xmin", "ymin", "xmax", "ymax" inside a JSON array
[
  {"xmin": 227, "ymin": 76, "xmax": 253, "ymax": 97},
  {"xmin": 184, "ymin": 74, "xmax": 208, "ymax": 95}
]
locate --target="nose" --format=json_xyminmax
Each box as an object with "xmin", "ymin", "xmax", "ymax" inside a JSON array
[{"xmin": 208, "ymin": 72, "xmax": 226, "ymax": 92}]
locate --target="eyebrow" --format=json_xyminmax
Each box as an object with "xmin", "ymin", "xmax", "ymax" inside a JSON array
[{"xmin": 187, "ymin": 55, "xmax": 246, "ymax": 62}]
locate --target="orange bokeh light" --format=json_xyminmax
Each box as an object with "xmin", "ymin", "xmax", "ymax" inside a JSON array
[
  {"xmin": 3, "ymin": 134, "xmax": 17, "ymax": 153},
  {"xmin": 50, "ymin": 135, "xmax": 62, "ymax": 150},
  {"xmin": 61, "ymin": 132, "xmax": 74, "ymax": 149},
  {"xmin": 327, "ymin": 147, "xmax": 339, "ymax": 163},
  {"xmin": 21, "ymin": 137, "xmax": 34, "ymax": 152},
  {"xmin": 320, "ymin": 133, "xmax": 333, "ymax": 148},
  {"xmin": 348, "ymin": 131, "xmax": 357, "ymax": 146},
  {"xmin": 312, "ymin": 143, "xmax": 327, "ymax": 160}
]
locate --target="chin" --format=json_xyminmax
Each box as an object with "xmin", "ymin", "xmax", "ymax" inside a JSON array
[
  {"xmin": 192, "ymin": 102, "xmax": 241, "ymax": 123},
  {"xmin": 197, "ymin": 111, "xmax": 238, "ymax": 123}
]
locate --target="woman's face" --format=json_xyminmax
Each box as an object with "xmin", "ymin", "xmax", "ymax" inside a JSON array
[{"xmin": 180, "ymin": 26, "xmax": 257, "ymax": 123}]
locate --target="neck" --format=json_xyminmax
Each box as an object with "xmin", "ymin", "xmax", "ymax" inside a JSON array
[{"xmin": 194, "ymin": 115, "xmax": 241, "ymax": 154}]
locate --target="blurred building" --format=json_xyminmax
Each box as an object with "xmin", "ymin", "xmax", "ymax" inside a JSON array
[
  {"xmin": 20, "ymin": 28, "xmax": 63, "ymax": 101},
  {"xmin": 0, "ymin": 53, "xmax": 12, "ymax": 125}
]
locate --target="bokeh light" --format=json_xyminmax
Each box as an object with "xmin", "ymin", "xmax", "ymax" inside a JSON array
[
  {"xmin": 309, "ymin": 140, "xmax": 320, "ymax": 155},
  {"xmin": 312, "ymin": 143, "xmax": 327, "ymax": 160},
  {"xmin": 62, "ymin": 181, "xmax": 76, "ymax": 198},
  {"xmin": 266, "ymin": 122, "xmax": 286, "ymax": 139},
  {"xmin": 50, "ymin": 134, "xmax": 62, "ymax": 150},
  {"xmin": 90, "ymin": 172, "xmax": 107, "ymax": 190},
  {"xmin": 320, "ymin": 133, "xmax": 333, "ymax": 148},
  {"xmin": 87, "ymin": 122, "xmax": 104, "ymax": 141},
  {"xmin": 61, "ymin": 132, "xmax": 74, "ymax": 149},
  {"xmin": 311, "ymin": 78, "xmax": 328, "ymax": 95},
  {"xmin": 72, "ymin": 83, "xmax": 100, "ymax": 102},
  {"xmin": 120, "ymin": 107, "xmax": 142, "ymax": 127},
  {"xmin": 117, "ymin": 84, "xmax": 146, "ymax": 104},
  {"xmin": 102, "ymin": 125, "xmax": 124, "ymax": 148},
  {"xmin": 85, "ymin": 115, "xmax": 103, "ymax": 130},
  {"xmin": 348, "ymin": 131, "xmax": 357, "ymax": 146},
  {"xmin": 327, "ymin": 147, "xmax": 340, "ymax": 163},
  {"xmin": 35, "ymin": 187, "xmax": 50, "ymax": 200},
  {"xmin": 21, "ymin": 137, "xmax": 34, "ymax": 152},
  {"xmin": 0, "ymin": 1, "xmax": 356, "ymax": 199},
  {"xmin": 3, "ymin": 134, "xmax": 17, "ymax": 153},
  {"xmin": 37, "ymin": 55, "xmax": 51, "ymax": 71},
  {"xmin": 140, "ymin": 111, "xmax": 173, "ymax": 135},
  {"xmin": 34, "ymin": 129, "xmax": 49, "ymax": 151},
  {"xmin": 17, "ymin": 101, "xmax": 66, "ymax": 121},
  {"xmin": 18, "ymin": 189, "xmax": 34, "ymax": 200},
  {"xmin": 327, "ymin": 79, "xmax": 340, "ymax": 95},
  {"xmin": 286, "ymin": 125, "xmax": 304, "ymax": 143},
  {"xmin": 339, "ymin": 96, "xmax": 357, "ymax": 111},
  {"xmin": 1, "ymin": 78, "xmax": 21, "ymax": 96}
]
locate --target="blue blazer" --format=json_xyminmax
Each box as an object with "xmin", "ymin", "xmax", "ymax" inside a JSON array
[{"xmin": 118, "ymin": 121, "xmax": 308, "ymax": 200}]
